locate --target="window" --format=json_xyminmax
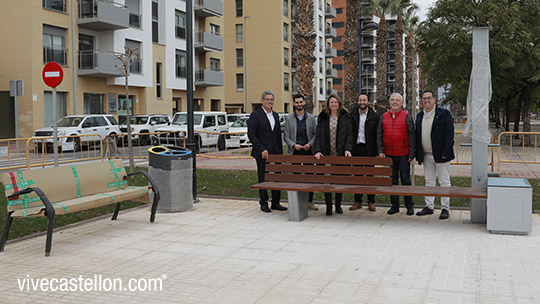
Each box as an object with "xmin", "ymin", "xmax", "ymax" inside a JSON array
[
  {"xmin": 333, "ymin": 64, "xmax": 343, "ymax": 70},
  {"xmin": 152, "ymin": 0, "xmax": 159, "ymax": 43},
  {"xmin": 319, "ymin": 37, "xmax": 323, "ymax": 52},
  {"xmin": 210, "ymin": 24, "xmax": 220, "ymax": 35},
  {"xmin": 284, "ymin": 73, "xmax": 289, "ymax": 91},
  {"xmin": 337, "ymin": 50, "xmax": 344, "ymax": 56},
  {"xmin": 175, "ymin": 10, "xmax": 186, "ymax": 39},
  {"xmin": 319, "ymin": 16, "xmax": 323, "ymax": 31},
  {"xmin": 93, "ymin": 116, "xmax": 108, "ymax": 126},
  {"xmin": 283, "ymin": 23, "xmax": 289, "ymax": 41},
  {"xmin": 43, "ymin": 0, "xmax": 65, "ymax": 12},
  {"xmin": 83, "ymin": 93, "xmax": 104, "ymax": 114},
  {"xmin": 319, "ymin": 58, "xmax": 323, "ymax": 73},
  {"xmin": 210, "ymin": 58, "xmax": 220, "ymax": 71},
  {"xmin": 78, "ymin": 34, "xmax": 94, "ymax": 69},
  {"xmin": 284, "ymin": 48, "xmax": 289, "ymax": 66},
  {"xmin": 236, "ymin": 49, "xmax": 243, "ymax": 67},
  {"xmin": 319, "ymin": 79, "xmax": 324, "ymax": 95},
  {"xmin": 156, "ymin": 62, "xmax": 162, "ymax": 99},
  {"xmin": 236, "ymin": 24, "xmax": 243, "ymax": 43},
  {"xmin": 236, "ymin": 74, "xmax": 244, "ymax": 92},
  {"xmin": 236, "ymin": 0, "xmax": 243, "ymax": 17},
  {"xmin": 336, "ymin": 8, "xmax": 343, "ymax": 14},
  {"xmin": 126, "ymin": 0, "xmax": 141, "ymax": 28},
  {"xmin": 175, "ymin": 50, "xmax": 186, "ymax": 78},
  {"xmin": 217, "ymin": 115, "xmax": 227, "ymax": 125},
  {"xmin": 283, "ymin": 0, "xmax": 288, "ymax": 17},
  {"xmin": 333, "ymin": 78, "xmax": 342, "ymax": 85},
  {"xmin": 212, "ymin": 101, "xmax": 221, "ymax": 112},
  {"xmin": 125, "ymin": 39, "xmax": 141, "ymax": 74},
  {"xmin": 333, "ymin": 22, "xmax": 344, "ymax": 28},
  {"xmin": 332, "ymin": 36, "xmax": 342, "ymax": 43},
  {"xmin": 43, "ymin": 25, "xmax": 67, "ymax": 65},
  {"xmin": 319, "ymin": 0, "xmax": 323, "ymax": 10},
  {"xmin": 204, "ymin": 115, "xmax": 216, "ymax": 127}
]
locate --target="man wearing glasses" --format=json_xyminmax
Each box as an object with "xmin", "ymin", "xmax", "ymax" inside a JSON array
[
  {"xmin": 415, "ymin": 90, "xmax": 455, "ymax": 220},
  {"xmin": 248, "ymin": 91, "xmax": 287, "ymax": 213}
]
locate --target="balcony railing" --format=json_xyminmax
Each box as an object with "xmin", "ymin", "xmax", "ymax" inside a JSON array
[
  {"xmin": 195, "ymin": 68, "xmax": 224, "ymax": 87},
  {"xmin": 325, "ymin": 5, "xmax": 337, "ymax": 18},
  {"xmin": 194, "ymin": 0, "xmax": 223, "ymax": 17},
  {"xmin": 325, "ymin": 47, "xmax": 337, "ymax": 58},
  {"xmin": 194, "ymin": 31, "xmax": 223, "ymax": 52},
  {"xmin": 326, "ymin": 68, "xmax": 338, "ymax": 78},
  {"xmin": 43, "ymin": 46, "xmax": 67, "ymax": 66},
  {"xmin": 78, "ymin": 50, "xmax": 123, "ymax": 78},
  {"xmin": 78, "ymin": 0, "xmax": 129, "ymax": 31},
  {"xmin": 325, "ymin": 27, "xmax": 337, "ymax": 38}
]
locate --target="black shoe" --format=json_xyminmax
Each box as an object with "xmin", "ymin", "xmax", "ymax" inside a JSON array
[
  {"xmin": 416, "ymin": 207, "xmax": 434, "ymax": 216},
  {"xmin": 336, "ymin": 205, "xmax": 343, "ymax": 214},
  {"xmin": 271, "ymin": 203, "xmax": 288, "ymax": 211},
  {"xmin": 439, "ymin": 209, "xmax": 449, "ymax": 220},
  {"xmin": 326, "ymin": 203, "xmax": 333, "ymax": 216},
  {"xmin": 260, "ymin": 204, "xmax": 271, "ymax": 213},
  {"xmin": 387, "ymin": 207, "xmax": 399, "ymax": 215},
  {"xmin": 406, "ymin": 206, "xmax": 414, "ymax": 216}
]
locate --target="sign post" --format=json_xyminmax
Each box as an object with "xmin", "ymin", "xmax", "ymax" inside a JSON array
[
  {"xmin": 9, "ymin": 80, "xmax": 23, "ymax": 138},
  {"xmin": 42, "ymin": 62, "xmax": 64, "ymax": 167}
]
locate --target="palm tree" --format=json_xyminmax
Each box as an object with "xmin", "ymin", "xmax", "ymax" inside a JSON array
[
  {"xmin": 293, "ymin": 0, "xmax": 316, "ymax": 113},
  {"xmin": 403, "ymin": 9, "xmax": 420, "ymax": 114},
  {"xmin": 343, "ymin": 0, "xmax": 361, "ymax": 110},
  {"xmin": 369, "ymin": 0, "xmax": 391, "ymax": 108}
]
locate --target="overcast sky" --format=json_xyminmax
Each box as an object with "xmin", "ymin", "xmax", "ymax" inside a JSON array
[{"xmin": 415, "ymin": 0, "xmax": 437, "ymax": 21}]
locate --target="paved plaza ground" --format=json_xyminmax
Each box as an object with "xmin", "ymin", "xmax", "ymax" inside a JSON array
[{"xmin": 1, "ymin": 198, "xmax": 539, "ymax": 303}]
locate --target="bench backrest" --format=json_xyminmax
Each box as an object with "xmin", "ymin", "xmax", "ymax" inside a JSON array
[
  {"xmin": 265, "ymin": 155, "xmax": 393, "ymax": 186},
  {"xmin": 1, "ymin": 160, "xmax": 128, "ymax": 213}
]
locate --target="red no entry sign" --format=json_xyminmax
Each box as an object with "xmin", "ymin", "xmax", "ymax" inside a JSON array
[{"xmin": 42, "ymin": 62, "xmax": 64, "ymax": 88}]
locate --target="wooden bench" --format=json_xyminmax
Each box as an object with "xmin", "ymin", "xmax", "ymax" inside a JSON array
[
  {"xmin": 252, "ymin": 155, "xmax": 487, "ymax": 221},
  {"xmin": 0, "ymin": 160, "xmax": 160, "ymax": 256}
]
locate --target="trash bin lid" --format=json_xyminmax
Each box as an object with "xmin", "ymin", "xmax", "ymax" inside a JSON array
[
  {"xmin": 487, "ymin": 177, "xmax": 531, "ymax": 188},
  {"xmin": 149, "ymin": 146, "xmax": 169, "ymax": 154}
]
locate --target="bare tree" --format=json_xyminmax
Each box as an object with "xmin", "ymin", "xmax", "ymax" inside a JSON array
[{"xmin": 114, "ymin": 46, "xmax": 138, "ymax": 172}]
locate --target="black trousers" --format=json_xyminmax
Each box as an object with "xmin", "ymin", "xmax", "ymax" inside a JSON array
[
  {"xmin": 352, "ymin": 143, "xmax": 376, "ymax": 203},
  {"xmin": 256, "ymin": 157, "xmax": 281, "ymax": 205},
  {"xmin": 292, "ymin": 149, "xmax": 314, "ymax": 202},
  {"xmin": 390, "ymin": 155, "xmax": 413, "ymax": 208}
]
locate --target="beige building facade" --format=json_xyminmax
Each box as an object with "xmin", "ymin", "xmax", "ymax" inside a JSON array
[{"xmin": 0, "ymin": 0, "xmax": 224, "ymax": 139}]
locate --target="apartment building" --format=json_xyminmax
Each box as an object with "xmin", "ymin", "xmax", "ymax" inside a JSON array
[
  {"xmin": 223, "ymin": 0, "xmax": 335, "ymax": 114},
  {"xmin": 0, "ymin": 0, "xmax": 224, "ymax": 139}
]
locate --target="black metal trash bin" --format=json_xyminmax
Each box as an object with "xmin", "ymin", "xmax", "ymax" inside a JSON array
[{"xmin": 148, "ymin": 145, "xmax": 193, "ymax": 212}]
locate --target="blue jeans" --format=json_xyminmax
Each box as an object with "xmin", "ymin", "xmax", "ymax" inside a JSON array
[{"xmin": 390, "ymin": 156, "xmax": 413, "ymax": 209}]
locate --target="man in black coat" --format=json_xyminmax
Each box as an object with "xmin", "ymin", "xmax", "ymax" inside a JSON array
[
  {"xmin": 349, "ymin": 93, "xmax": 379, "ymax": 211},
  {"xmin": 415, "ymin": 90, "xmax": 455, "ymax": 220},
  {"xmin": 247, "ymin": 90, "xmax": 287, "ymax": 213}
]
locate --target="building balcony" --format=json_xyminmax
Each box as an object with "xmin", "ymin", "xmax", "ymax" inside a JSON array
[
  {"xmin": 326, "ymin": 88, "xmax": 338, "ymax": 95},
  {"xmin": 194, "ymin": 32, "xmax": 223, "ymax": 53},
  {"xmin": 361, "ymin": 68, "xmax": 375, "ymax": 76},
  {"xmin": 361, "ymin": 83, "xmax": 375, "ymax": 91},
  {"xmin": 360, "ymin": 14, "xmax": 373, "ymax": 20},
  {"xmin": 77, "ymin": 51, "xmax": 123, "ymax": 78},
  {"xmin": 77, "ymin": 0, "xmax": 129, "ymax": 31},
  {"xmin": 361, "ymin": 39, "xmax": 375, "ymax": 48},
  {"xmin": 325, "ymin": 47, "xmax": 337, "ymax": 58},
  {"xmin": 195, "ymin": 68, "xmax": 224, "ymax": 87},
  {"xmin": 194, "ymin": 0, "xmax": 223, "ymax": 17},
  {"xmin": 325, "ymin": 5, "xmax": 337, "ymax": 18},
  {"xmin": 326, "ymin": 68, "xmax": 338, "ymax": 78},
  {"xmin": 325, "ymin": 27, "xmax": 337, "ymax": 38}
]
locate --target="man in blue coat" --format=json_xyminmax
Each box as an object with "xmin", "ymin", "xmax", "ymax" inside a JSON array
[
  {"xmin": 248, "ymin": 90, "xmax": 287, "ymax": 213},
  {"xmin": 415, "ymin": 90, "xmax": 455, "ymax": 220}
]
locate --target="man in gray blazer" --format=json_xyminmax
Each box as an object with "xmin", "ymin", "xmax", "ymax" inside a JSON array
[{"xmin": 284, "ymin": 93, "xmax": 318, "ymax": 210}]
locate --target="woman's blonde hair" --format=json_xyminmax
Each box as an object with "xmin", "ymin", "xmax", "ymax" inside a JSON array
[{"xmin": 324, "ymin": 93, "xmax": 345, "ymax": 115}]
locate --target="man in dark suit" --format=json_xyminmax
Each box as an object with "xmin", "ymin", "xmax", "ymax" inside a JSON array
[
  {"xmin": 248, "ymin": 90, "xmax": 287, "ymax": 213},
  {"xmin": 349, "ymin": 93, "xmax": 380, "ymax": 211}
]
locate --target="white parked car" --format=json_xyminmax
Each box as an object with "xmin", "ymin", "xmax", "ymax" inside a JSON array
[
  {"xmin": 119, "ymin": 114, "xmax": 171, "ymax": 146},
  {"xmin": 33, "ymin": 114, "xmax": 120, "ymax": 152},
  {"xmin": 153, "ymin": 111, "xmax": 229, "ymax": 153},
  {"xmin": 227, "ymin": 113, "xmax": 249, "ymax": 126},
  {"xmin": 226, "ymin": 117, "xmax": 250, "ymax": 148}
]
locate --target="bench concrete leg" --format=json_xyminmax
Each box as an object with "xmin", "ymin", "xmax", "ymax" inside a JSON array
[{"xmin": 287, "ymin": 191, "xmax": 309, "ymax": 222}]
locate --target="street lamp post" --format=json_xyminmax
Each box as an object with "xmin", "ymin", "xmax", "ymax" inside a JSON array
[{"xmin": 244, "ymin": 16, "xmax": 250, "ymax": 113}]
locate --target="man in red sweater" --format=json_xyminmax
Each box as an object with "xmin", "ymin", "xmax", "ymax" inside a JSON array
[{"xmin": 377, "ymin": 93, "xmax": 416, "ymax": 215}]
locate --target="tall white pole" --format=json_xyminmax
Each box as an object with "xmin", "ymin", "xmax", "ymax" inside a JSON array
[{"xmin": 53, "ymin": 87, "xmax": 59, "ymax": 167}]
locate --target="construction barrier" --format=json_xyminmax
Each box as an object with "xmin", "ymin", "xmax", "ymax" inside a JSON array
[{"xmin": 497, "ymin": 132, "xmax": 540, "ymax": 172}]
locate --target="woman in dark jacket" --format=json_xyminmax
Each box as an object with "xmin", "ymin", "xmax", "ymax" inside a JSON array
[{"xmin": 314, "ymin": 94, "xmax": 354, "ymax": 216}]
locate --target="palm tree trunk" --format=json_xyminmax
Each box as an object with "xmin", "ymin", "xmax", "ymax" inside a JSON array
[
  {"xmin": 293, "ymin": 0, "xmax": 316, "ymax": 113},
  {"xmin": 395, "ymin": 16, "xmax": 404, "ymax": 96},
  {"xmin": 344, "ymin": 0, "xmax": 360, "ymax": 110},
  {"xmin": 376, "ymin": 17, "xmax": 387, "ymax": 107}
]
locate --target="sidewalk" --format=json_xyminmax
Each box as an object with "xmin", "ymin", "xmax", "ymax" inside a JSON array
[{"xmin": 1, "ymin": 197, "xmax": 539, "ymax": 303}]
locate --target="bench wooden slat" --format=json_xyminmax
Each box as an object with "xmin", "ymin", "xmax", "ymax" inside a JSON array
[
  {"xmin": 265, "ymin": 163, "xmax": 392, "ymax": 176},
  {"xmin": 267, "ymin": 154, "xmax": 392, "ymax": 166},
  {"xmin": 265, "ymin": 174, "xmax": 393, "ymax": 186},
  {"xmin": 253, "ymin": 182, "xmax": 487, "ymax": 199}
]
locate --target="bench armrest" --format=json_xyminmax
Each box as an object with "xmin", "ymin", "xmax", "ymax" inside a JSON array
[
  {"xmin": 126, "ymin": 171, "xmax": 160, "ymax": 202},
  {"xmin": 8, "ymin": 187, "xmax": 55, "ymax": 215}
]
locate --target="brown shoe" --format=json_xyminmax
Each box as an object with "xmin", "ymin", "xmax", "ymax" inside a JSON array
[
  {"xmin": 367, "ymin": 202, "xmax": 376, "ymax": 212},
  {"xmin": 349, "ymin": 202, "xmax": 363, "ymax": 210},
  {"xmin": 308, "ymin": 202, "xmax": 319, "ymax": 211}
]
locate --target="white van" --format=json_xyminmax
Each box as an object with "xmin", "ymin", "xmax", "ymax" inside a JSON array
[{"xmin": 153, "ymin": 111, "xmax": 228, "ymax": 152}]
